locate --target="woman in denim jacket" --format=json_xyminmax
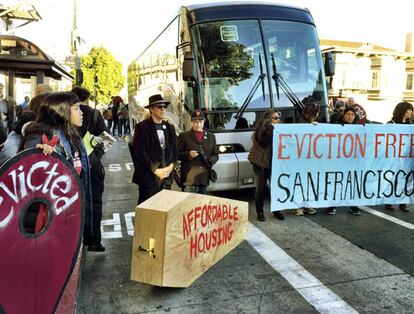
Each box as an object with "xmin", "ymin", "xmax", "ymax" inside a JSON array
[{"xmin": 22, "ymin": 92, "xmax": 93, "ymax": 242}]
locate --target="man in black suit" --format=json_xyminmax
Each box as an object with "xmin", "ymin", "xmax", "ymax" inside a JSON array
[
  {"xmin": 178, "ymin": 110, "xmax": 219, "ymax": 194},
  {"xmin": 132, "ymin": 94, "xmax": 177, "ymax": 204}
]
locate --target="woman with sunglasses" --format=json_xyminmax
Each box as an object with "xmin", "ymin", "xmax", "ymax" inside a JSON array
[{"xmin": 248, "ymin": 109, "xmax": 285, "ymax": 221}]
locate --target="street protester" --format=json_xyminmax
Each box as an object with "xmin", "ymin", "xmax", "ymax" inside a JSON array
[
  {"xmin": 35, "ymin": 83, "xmax": 52, "ymax": 96},
  {"xmin": 71, "ymin": 86, "xmax": 108, "ymax": 252},
  {"xmin": 326, "ymin": 106, "xmax": 361, "ymax": 215},
  {"xmin": 0, "ymin": 93, "xmax": 50, "ymax": 166},
  {"xmin": 0, "ymin": 82, "xmax": 10, "ymax": 132},
  {"xmin": 118, "ymin": 101, "xmax": 129, "ymax": 140},
  {"xmin": 330, "ymin": 99, "xmax": 346, "ymax": 123},
  {"xmin": 292, "ymin": 102, "xmax": 319, "ymax": 216},
  {"xmin": 0, "ymin": 117, "xmax": 6, "ymax": 145},
  {"xmin": 384, "ymin": 101, "xmax": 413, "ymax": 212},
  {"xmin": 131, "ymin": 94, "xmax": 177, "ymax": 204},
  {"xmin": 347, "ymin": 96, "xmax": 356, "ymax": 107},
  {"xmin": 111, "ymin": 95, "xmax": 122, "ymax": 137},
  {"xmin": 22, "ymin": 92, "xmax": 92, "ymax": 237},
  {"xmin": 177, "ymin": 110, "xmax": 219, "ymax": 194},
  {"xmin": 248, "ymin": 109, "xmax": 285, "ymax": 221}
]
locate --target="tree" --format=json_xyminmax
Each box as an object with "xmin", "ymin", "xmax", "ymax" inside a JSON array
[
  {"xmin": 79, "ymin": 47, "xmax": 125, "ymax": 105},
  {"xmin": 200, "ymin": 23, "xmax": 254, "ymax": 85}
]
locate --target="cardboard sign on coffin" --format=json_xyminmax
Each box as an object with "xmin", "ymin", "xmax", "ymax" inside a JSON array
[{"xmin": 131, "ymin": 190, "xmax": 248, "ymax": 287}]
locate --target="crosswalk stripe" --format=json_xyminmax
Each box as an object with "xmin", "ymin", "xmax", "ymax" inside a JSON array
[
  {"xmin": 359, "ymin": 206, "xmax": 414, "ymax": 230},
  {"xmin": 247, "ymin": 223, "xmax": 358, "ymax": 313}
]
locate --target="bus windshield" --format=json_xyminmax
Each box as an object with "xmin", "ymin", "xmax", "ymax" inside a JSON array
[
  {"xmin": 191, "ymin": 19, "xmax": 326, "ymax": 130},
  {"xmin": 192, "ymin": 20, "xmax": 270, "ymax": 113},
  {"xmin": 262, "ymin": 20, "xmax": 326, "ymax": 108}
]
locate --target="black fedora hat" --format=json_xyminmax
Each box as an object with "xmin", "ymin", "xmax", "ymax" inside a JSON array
[{"xmin": 144, "ymin": 94, "xmax": 170, "ymax": 109}]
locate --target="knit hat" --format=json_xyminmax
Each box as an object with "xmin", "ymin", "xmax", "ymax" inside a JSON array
[
  {"xmin": 343, "ymin": 106, "xmax": 356, "ymax": 115},
  {"xmin": 334, "ymin": 100, "xmax": 346, "ymax": 110}
]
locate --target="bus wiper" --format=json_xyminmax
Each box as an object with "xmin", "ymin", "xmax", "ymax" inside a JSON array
[
  {"xmin": 271, "ymin": 53, "xmax": 304, "ymax": 112},
  {"xmin": 235, "ymin": 53, "xmax": 266, "ymax": 119},
  {"xmin": 259, "ymin": 53, "xmax": 265, "ymax": 102},
  {"xmin": 271, "ymin": 53, "xmax": 280, "ymax": 100}
]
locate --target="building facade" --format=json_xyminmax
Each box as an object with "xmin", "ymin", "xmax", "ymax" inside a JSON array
[{"xmin": 321, "ymin": 37, "xmax": 414, "ymax": 122}]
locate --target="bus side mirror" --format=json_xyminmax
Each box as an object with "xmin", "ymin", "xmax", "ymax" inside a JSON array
[
  {"xmin": 183, "ymin": 51, "xmax": 195, "ymax": 82},
  {"xmin": 324, "ymin": 52, "xmax": 335, "ymax": 77}
]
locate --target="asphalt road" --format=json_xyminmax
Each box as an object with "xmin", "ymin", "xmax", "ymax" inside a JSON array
[{"xmin": 77, "ymin": 141, "xmax": 414, "ymax": 313}]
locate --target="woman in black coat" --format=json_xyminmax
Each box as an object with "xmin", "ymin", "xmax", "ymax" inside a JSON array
[
  {"xmin": 248, "ymin": 109, "xmax": 285, "ymax": 221},
  {"xmin": 385, "ymin": 101, "xmax": 413, "ymax": 212},
  {"xmin": 178, "ymin": 110, "xmax": 218, "ymax": 194}
]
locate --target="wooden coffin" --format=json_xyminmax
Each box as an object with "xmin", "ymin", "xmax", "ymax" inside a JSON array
[{"xmin": 131, "ymin": 190, "xmax": 248, "ymax": 287}]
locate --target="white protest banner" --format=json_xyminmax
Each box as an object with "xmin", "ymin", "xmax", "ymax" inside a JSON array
[{"xmin": 271, "ymin": 124, "xmax": 414, "ymax": 211}]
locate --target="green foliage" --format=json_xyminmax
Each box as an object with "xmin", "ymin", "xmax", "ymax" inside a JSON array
[
  {"xmin": 79, "ymin": 47, "xmax": 125, "ymax": 104},
  {"xmin": 201, "ymin": 23, "xmax": 254, "ymax": 85}
]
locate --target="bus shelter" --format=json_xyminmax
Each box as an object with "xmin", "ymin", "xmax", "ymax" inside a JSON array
[{"xmin": 0, "ymin": 35, "xmax": 73, "ymax": 123}]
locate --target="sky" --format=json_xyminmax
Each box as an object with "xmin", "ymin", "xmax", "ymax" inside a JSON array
[{"xmin": 2, "ymin": 0, "xmax": 414, "ymax": 70}]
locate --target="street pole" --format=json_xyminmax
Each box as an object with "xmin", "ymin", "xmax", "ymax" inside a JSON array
[
  {"xmin": 71, "ymin": 0, "xmax": 82, "ymax": 86},
  {"xmin": 94, "ymin": 75, "xmax": 98, "ymax": 109}
]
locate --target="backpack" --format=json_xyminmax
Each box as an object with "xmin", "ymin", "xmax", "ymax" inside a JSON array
[
  {"xmin": 103, "ymin": 108, "xmax": 113, "ymax": 120},
  {"xmin": 119, "ymin": 104, "xmax": 127, "ymax": 117}
]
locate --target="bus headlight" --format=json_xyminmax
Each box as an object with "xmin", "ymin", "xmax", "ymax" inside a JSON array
[
  {"xmin": 219, "ymin": 145, "xmax": 228, "ymax": 153},
  {"xmin": 217, "ymin": 144, "xmax": 246, "ymax": 154}
]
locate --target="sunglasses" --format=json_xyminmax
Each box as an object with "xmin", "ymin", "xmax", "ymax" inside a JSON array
[
  {"xmin": 153, "ymin": 105, "xmax": 166, "ymax": 109},
  {"xmin": 272, "ymin": 116, "xmax": 280, "ymax": 120}
]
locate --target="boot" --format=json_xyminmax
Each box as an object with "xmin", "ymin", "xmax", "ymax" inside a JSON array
[
  {"xmin": 257, "ymin": 211, "xmax": 265, "ymax": 222},
  {"xmin": 273, "ymin": 211, "xmax": 285, "ymax": 220}
]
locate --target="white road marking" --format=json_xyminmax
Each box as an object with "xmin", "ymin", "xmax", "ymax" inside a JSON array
[
  {"xmin": 359, "ymin": 206, "xmax": 414, "ymax": 230},
  {"xmin": 247, "ymin": 222, "xmax": 358, "ymax": 314},
  {"xmin": 124, "ymin": 212, "xmax": 135, "ymax": 236},
  {"xmin": 101, "ymin": 213, "xmax": 123, "ymax": 239},
  {"xmin": 107, "ymin": 163, "xmax": 134, "ymax": 172}
]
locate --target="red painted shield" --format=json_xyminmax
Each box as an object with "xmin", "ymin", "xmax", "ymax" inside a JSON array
[
  {"xmin": 354, "ymin": 104, "xmax": 367, "ymax": 124},
  {"xmin": 0, "ymin": 149, "xmax": 84, "ymax": 314}
]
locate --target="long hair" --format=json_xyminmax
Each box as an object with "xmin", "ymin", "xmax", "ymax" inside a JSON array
[
  {"xmin": 302, "ymin": 102, "xmax": 320, "ymax": 122},
  {"xmin": 254, "ymin": 109, "xmax": 279, "ymax": 147},
  {"xmin": 29, "ymin": 92, "xmax": 83, "ymax": 155},
  {"xmin": 112, "ymin": 95, "xmax": 123, "ymax": 105},
  {"xmin": 391, "ymin": 102, "xmax": 413, "ymax": 123},
  {"xmin": 263, "ymin": 108, "xmax": 276, "ymax": 119},
  {"xmin": 28, "ymin": 92, "xmax": 50, "ymax": 115}
]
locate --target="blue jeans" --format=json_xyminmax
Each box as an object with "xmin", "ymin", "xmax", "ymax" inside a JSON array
[{"xmin": 187, "ymin": 185, "xmax": 207, "ymax": 194}]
